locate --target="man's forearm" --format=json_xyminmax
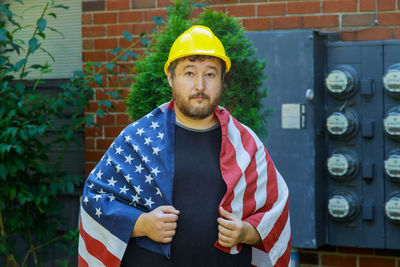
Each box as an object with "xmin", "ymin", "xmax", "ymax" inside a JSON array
[{"xmin": 241, "ymin": 221, "xmax": 262, "ymax": 246}]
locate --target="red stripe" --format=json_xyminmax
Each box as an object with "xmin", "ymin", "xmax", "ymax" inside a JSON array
[
  {"xmin": 274, "ymin": 238, "xmax": 291, "ymax": 267},
  {"xmin": 78, "ymin": 254, "xmax": 89, "ymax": 267},
  {"xmin": 80, "ymin": 219, "xmax": 121, "ymax": 267},
  {"xmin": 264, "ymin": 199, "xmax": 290, "ymax": 252}
]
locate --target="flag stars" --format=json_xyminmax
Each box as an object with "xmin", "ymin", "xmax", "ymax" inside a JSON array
[
  {"xmin": 152, "ymin": 147, "xmax": 161, "ymax": 156},
  {"xmin": 124, "ymin": 174, "xmax": 133, "ymax": 183},
  {"xmin": 107, "ymin": 177, "xmax": 117, "ymax": 187},
  {"xmin": 95, "ymin": 207, "xmax": 102, "ymax": 218},
  {"xmin": 142, "ymin": 156, "xmax": 150, "ymax": 164},
  {"xmin": 98, "ymin": 188, "xmax": 106, "ymax": 194},
  {"xmin": 157, "ymin": 132, "xmax": 164, "ymax": 140},
  {"xmin": 150, "ymin": 121, "xmax": 160, "ymax": 130},
  {"xmin": 108, "ymin": 194, "xmax": 115, "ymax": 202},
  {"xmin": 151, "ymin": 167, "xmax": 160, "ymax": 176},
  {"xmin": 156, "ymin": 187, "xmax": 163, "ymax": 197},
  {"xmin": 145, "ymin": 174, "xmax": 154, "ymax": 184},
  {"xmin": 130, "ymin": 194, "xmax": 140, "ymax": 205},
  {"xmin": 91, "ymin": 168, "xmax": 96, "ymax": 175},
  {"xmin": 124, "ymin": 135, "xmax": 132, "ymax": 143},
  {"xmin": 144, "ymin": 137, "xmax": 153, "ymax": 146},
  {"xmin": 131, "ymin": 121, "xmax": 139, "ymax": 127},
  {"xmin": 145, "ymin": 113, "xmax": 154, "ymax": 119},
  {"xmin": 115, "ymin": 146, "xmax": 124, "ymax": 155},
  {"xmin": 115, "ymin": 164, "xmax": 122, "ymax": 173},
  {"xmin": 88, "ymin": 182, "xmax": 94, "ymax": 189},
  {"xmin": 136, "ymin": 128, "xmax": 145, "ymax": 136},
  {"xmin": 93, "ymin": 194, "xmax": 102, "ymax": 202},
  {"xmin": 124, "ymin": 154, "xmax": 134, "ymax": 164},
  {"xmin": 132, "ymin": 144, "xmax": 140, "ymax": 152},
  {"xmin": 96, "ymin": 170, "xmax": 103, "ymax": 180},
  {"xmin": 134, "ymin": 185, "xmax": 143, "ymax": 195},
  {"xmin": 106, "ymin": 157, "xmax": 112, "ymax": 166},
  {"xmin": 135, "ymin": 164, "xmax": 144, "ymax": 174},
  {"xmin": 83, "ymin": 196, "xmax": 89, "ymax": 205},
  {"xmin": 144, "ymin": 197, "xmax": 155, "ymax": 208},
  {"xmin": 119, "ymin": 185, "xmax": 129, "ymax": 194}
]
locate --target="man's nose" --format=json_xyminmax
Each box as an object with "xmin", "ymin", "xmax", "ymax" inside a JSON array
[{"xmin": 194, "ymin": 75, "xmax": 205, "ymax": 91}]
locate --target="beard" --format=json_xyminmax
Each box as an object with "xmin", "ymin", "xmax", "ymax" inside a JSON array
[{"xmin": 172, "ymin": 90, "xmax": 221, "ymax": 119}]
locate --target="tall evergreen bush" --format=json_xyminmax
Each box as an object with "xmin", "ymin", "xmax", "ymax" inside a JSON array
[{"xmin": 126, "ymin": 0, "xmax": 268, "ymax": 136}]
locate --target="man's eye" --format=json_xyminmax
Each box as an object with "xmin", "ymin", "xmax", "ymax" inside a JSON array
[
  {"xmin": 185, "ymin": 72, "xmax": 194, "ymax": 76},
  {"xmin": 206, "ymin": 73, "xmax": 216, "ymax": 78}
]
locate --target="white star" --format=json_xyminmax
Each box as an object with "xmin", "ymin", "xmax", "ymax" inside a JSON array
[
  {"xmin": 124, "ymin": 135, "xmax": 132, "ymax": 143},
  {"xmin": 108, "ymin": 194, "xmax": 115, "ymax": 202},
  {"xmin": 95, "ymin": 207, "xmax": 102, "ymax": 218},
  {"xmin": 106, "ymin": 157, "xmax": 112, "ymax": 166},
  {"xmin": 96, "ymin": 170, "xmax": 103, "ymax": 180},
  {"xmin": 150, "ymin": 121, "xmax": 160, "ymax": 130},
  {"xmin": 115, "ymin": 164, "xmax": 122, "ymax": 173},
  {"xmin": 157, "ymin": 132, "xmax": 164, "ymax": 140},
  {"xmin": 101, "ymin": 155, "xmax": 105, "ymax": 162},
  {"xmin": 136, "ymin": 128, "xmax": 145, "ymax": 136},
  {"xmin": 142, "ymin": 155, "xmax": 150, "ymax": 163},
  {"xmin": 131, "ymin": 194, "xmax": 140, "ymax": 203},
  {"xmin": 88, "ymin": 182, "xmax": 94, "ymax": 189},
  {"xmin": 83, "ymin": 196, "xmax": 89, "ymax": 205},
  {"xmin": 144, "ymin": 137, "xmax": 152, "ymax": 145},
  {"xmin": 134, "ymin": 185, "xmax": 143, "ymax": 195},
  {"xmin": 144, "ymin": 197, "xmax": 155, "ymax": 208},
  {"xmin": 98, "ymin": 188, "xmax": 106, "ymax": 194},
  {"xmin": 124, "ymin": 154, "xmax": 134, "ymax": 164},
  {"xmin": 152, "ymin": 147, "xmax": 161, "ymax": 156},
  {"xmin": 91, "ymin": 168, "xmax": 96, "ymax": 175},
  {"xmin": 151, "ymin": 167, "xmax": 160, "ymax": 176},
  {"xmin": 156, "ymin": 187, "xmax": 163, "ymax": 197},
  {"xmin": 107, "ymin": 177, "xmax": 117, "ymax": 187},
  {"xmin": 110, "ymin": 141, "xmax": 115, "ymax": 147},
  {"xmin": 124, "ymin": 173, "xmax": 133, "ymax": 183},
  {"xmin": 119, "ymin": 130, "xmax": 125, "ymax": 136},
  {"xmin": 93, "ymin": 194, "xmax": 102, "ymax": 202},
  {"xmin": 115, "ymin": 146, "xmax": 124, "ymax": 155},
  {"xmin": 135, "ymin": 164, "xmax": 144, "ymax": 173},
  {"xmin": 119, "ymin": 185, "xmax": 129, "ymax": 194},
  {"xmin": 145, "ymin": 113, "xmax": 154, "ymax": 119},
  {"xmin": 131, "ymin": 121, "xmax": 139, "ymax": 127},
  {"xmin": 145, "ymin": 174, "xmax": 154, "ymax": 184},
  {"xmin": 132, "ymin": 144, "xmax": 140, "ymax": 152}
]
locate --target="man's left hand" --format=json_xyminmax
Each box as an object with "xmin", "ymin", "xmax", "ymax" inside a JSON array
[{"xmin": 217, "ymin": 206, "xmax": 261, "ymax": 248}]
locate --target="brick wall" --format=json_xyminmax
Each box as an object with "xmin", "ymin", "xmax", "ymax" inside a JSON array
[{"xmin": 81, "ymin": 0, "xmax": 400, "ymax": 266}]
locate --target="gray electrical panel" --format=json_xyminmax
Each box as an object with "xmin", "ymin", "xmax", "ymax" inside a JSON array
[{"xmin": 247, "ymin": 30, "xmax": 400, "ymax": 250}]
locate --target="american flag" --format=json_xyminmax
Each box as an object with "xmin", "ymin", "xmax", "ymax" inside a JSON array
[{"xmin": 79, "ymin": 100, "xmax": 291, "ymax": 267}]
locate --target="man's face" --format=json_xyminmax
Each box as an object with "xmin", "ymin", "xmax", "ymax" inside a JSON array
[{"xmin": 167, "ymin": 57, "xmax": 223, "ymax": 120}]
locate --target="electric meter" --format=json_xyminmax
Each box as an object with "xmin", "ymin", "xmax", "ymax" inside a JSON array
[
  {"xmin": 326, "ymin": 110, "xmax": 359, "ymax": 138},
  {"xmin": 384, "ymin": 107, "xmax": 400, "ymax": 139},
  {"xmin": 325, "ymin": 65, "xmax": 358, "ymax": 98},
  {"xmin": 327, "ymin": 151, "xmax": 358, "ymax": 180},
  {"xmin": 328, "ymin": 192, "xmax": 359, "ymax": 221},
  {"xmin": 384, "ymin": 150, "xmax": 400, "ymax": 183},
  {"xmin": 385, "ymin": 193, "xmax": 400, "ymax": 223},
  {"xmin": 383, "ymin": 63, "xmax": 400, "ymax": 97}
]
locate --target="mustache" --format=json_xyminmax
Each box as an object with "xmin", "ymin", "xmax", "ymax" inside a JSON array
[{"xmin": 189, "ymin": 92, "xmax": 210, "ymax": 100}]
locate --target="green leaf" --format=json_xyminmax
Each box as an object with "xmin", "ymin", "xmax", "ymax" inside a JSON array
[
  {"xmin": 94, "ymin": 75, "xmax": 103, "ymax": 86},
  {"xmin": 96, "ymin": 109, "xmax": 104, "ymax": 118},
  {"xmin": 110, "ymin": 47, "xmax": 123, "ymax": 55},
  {"xmin": 123, "ymin": 30, "xmax": 133, "ymax": 42},
  {"xmin": 14, "ymin": 59, "xmax": 27, "ymax": 71},
  {"xmin": 152, "ymin": 16, "xmax": 164, "ymax": 26},
  {"xmin": 10, "ymin": 188, "xmax": 16, "ymax": 200},
  {"xmin": 48, "ymin": 12, "xmax": 57, "ymax": 18},
  {"xmin": 47, "ymin": 26, "xmax": 65, "ymax": 38},
  {"xmin": 0, "ymin": 164, "xmax": 7, "ymax": 180},
  {"xmin": 37, "ymin": 18, "xmax": 47, "ymax": 33},
  {"xmin": 0, "ymin": 28, "xmax": 7, "ymax": 41},
  {"xmin": 54, "ymin": 5, "xmax": 69, "ymax": 9},
  {"xmin": 106, "ymin": 62, "xmax": 115, "ymax": 72},
  {"xmin": 125, "ymin": 50, "xmax": 137, "ymax": 59},
  {"xmin": 28, "ymin": 37, "xmax": 40, "ymax": 54}
]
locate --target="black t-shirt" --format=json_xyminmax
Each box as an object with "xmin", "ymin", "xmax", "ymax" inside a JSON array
[{"xmin": 121, "ymin": 123, "xmax": 251, "ymax": 266}]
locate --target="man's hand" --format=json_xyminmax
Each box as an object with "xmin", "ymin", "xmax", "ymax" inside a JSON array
[
  {"xmin": 132, "ymin": 205, "xmax": 179, "ymax": 243},
  {"xmin": 217, "ymin": 206, "xmax": 261, "ymax": 248}
]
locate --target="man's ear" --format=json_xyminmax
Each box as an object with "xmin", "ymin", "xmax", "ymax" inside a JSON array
[{"xmin": 166, "ymin": 72, "xmax": 174, "ymax": 88}]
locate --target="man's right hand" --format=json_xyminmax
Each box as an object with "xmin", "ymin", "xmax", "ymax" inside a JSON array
[{"xmin": 132, "ymin": 205, "xmax": 180, "ymax": 243}]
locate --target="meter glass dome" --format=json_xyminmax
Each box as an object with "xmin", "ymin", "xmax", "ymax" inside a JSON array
[
  {"xmin": 385, "ymin": 196, "xmax": 400, "ymax": 222},
  {"xmin": 327, "ymin": 113, "xmax": 349, "ymax": 135},
  {"xmin": 328, "ymin": 195, "xmax": 350, "ymax": 218},
  {"xmin": 327, "ymin": 154, "xmax": 349, "ymax": 177},
  {"xmin": 384, "ymin": 112, "xmax": 400, "ymax": 136},
  {"xmin": 326, "ymin": 70, "xmax": 349, "ymax": 94},
  {"xmin": 385, "ymin": 154, "xmax": 400, "ymax": 179},
  {"xmin": 383, "ymin": 69, "xmax": 400, "ymax": 93}
]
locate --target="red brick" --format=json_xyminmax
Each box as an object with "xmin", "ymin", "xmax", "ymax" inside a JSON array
[
  {"xmin": 82, "ymin": 14, "xmax": 92, "ymax": 25},
  {"xmin": 322, "ymin": 254, "xmax": 356, "ymax": 267},
  {"xmin": 342, "ymin": 14, "xmax": 376, "ymax": 27},
  {"xmin": 257, "ymin": 3, "xmax": 286, "ymax": 16},
  {"xmin": 378, "ymin": 13, "xmax": 400, "ymax": 26},
  {"xmin": 378, "ymin": 0, "xmax": 396, "ymax": 10},
  {"xmin": 340, "ymin": 31, "xmax": 357, "ymax": 41},
  {"xmin": 157, "ymin": 0, "xmax": 172, "ymax": 7},
  {"xmin": 104, "ymin": 126, "xmax": 124, "ymax": 137},
  {"xmin": 113, "ymin": 101, "xmax": 127, "ymax": 112},
  {"xmin": 242, "ymin": 18, "xmax": 271, "ymax": 31},
  {"xmin": 395, "ymin": 28, "xmax": 400, "ymax": 39},
  {"xmin": 288, "ymin": 1, "xmax": 320, "ymax": 14},
  {"xmin": 106, "ymin": 0, "xmax": 130, "ymax": 10},
  {"xmin": 272, "ymin": 16, "xmax": 303, "ymax": 29},
  {"xmin": 107, "ymin": 24, "xmax": 131, "ymax": 36},
  {"xmin": 360, "ymin": 0, "xmax": 395, "ymax": 11},
  {"xmin": 144, "ymin": 9, "xmax": 168, "ymax": 22},
  {"xmin": 210, "ymin": 6, "xmax": 227, "ymax": 13},
  {"xmin": 357, "ymin": 28, "xmax": 393, "ymax": 41},
  {"xmin": 304, "ymin": 15, "xmax": 338, "ymax": 28},
  {"xmin": 82, "ymin": 26, "xmax": 105, "ymax": 37},
  {"xmin": 85, "ymin": 163, "xmax": 96, "ymax": 177},
  {"xmin": 94, "ymin": 12, "xmax": 117, "ymax": 24},
  {"xmin": 85, "ymin": 138, "xmax": 95, "ymax": 149},
  {"xmin": 83, "ymin": 39, "xmax": 94, "ymax": 50},
  {"xmin": 85, "ymin": 126, "xmax": 102, "ymax": 137},
  {"xmin": 83, "ymin": 51, "xmax": 106, "ymax": 62},
  {"xmin": 82, "ymin": 1, "xmax": 105, "ymax": 12},
  {"xmin": 360, "ymin": 0, "xmax": 376, "ymax": 11},
  {"xmin": 119, "ymin": 37, "xmax": 142, "ymax": 48},
  {"xmin": 322, "ymin": 0, "xmax": 357, "ymax": 13},
  {"xmin": 132, "ymin": 22, "xmax": 155, "ymax": 35},
  {"xmin": 119, "ymin": 10, "xmax": 143, "ymax": 23},
  {"xmin": 338, "ymin": 247, "xmax": 375, "ymax": 255},
  {"xmin": 359, "ymin": 257, "xmax": 395, "ymax": 267},
  {"xmin": 97, "ymin": 114, "xmax": 115, "ymax": 125},
  {"xmin": 132, "ymin": 0, "xmax": 155, "ymax": 8},
  {"xmin": 96, "ymin": 139, "xmax": 114, "ymax": 150},
  {"xmin": 94, "ymin": 38, "xmax": 118, "ymax": 49},
  {"xmin": 226, "ymin": 4, "xmax": 255, "ymax": 17},
  {"xmin": 85, "ymin": 150, "xmax": 104, "ymax": 162},
  {"xmin": 116, "ymin": 114, "xmax": 130, "ymax": 125},
  {"xmin": 209, "ymin": 0, "xmax": 237, "ymax": 4}
]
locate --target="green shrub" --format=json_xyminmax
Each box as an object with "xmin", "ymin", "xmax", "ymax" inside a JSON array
[{"xmin": 126, "ymin": 0, "xmax": 268, "ymax": 136}]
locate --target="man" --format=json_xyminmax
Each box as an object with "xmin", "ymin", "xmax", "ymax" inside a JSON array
[{"xmin": 79, "ymin": 25, "xmax": 290, "ymax": 267}]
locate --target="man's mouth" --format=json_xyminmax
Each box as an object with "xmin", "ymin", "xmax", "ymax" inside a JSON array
[{"xmin": 189, "ymin": 93, "xmax": 209, "ymax": 100}]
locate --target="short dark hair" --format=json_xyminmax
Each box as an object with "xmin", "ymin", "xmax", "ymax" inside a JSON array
[{"xmin": 167, "ymin": 55, "xmax": 226, "ymax": 82}]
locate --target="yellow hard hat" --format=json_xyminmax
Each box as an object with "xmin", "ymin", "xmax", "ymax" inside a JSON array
[{"xmin": 164, "ymin": 25, "xmax": 231, "ymax": 75}]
